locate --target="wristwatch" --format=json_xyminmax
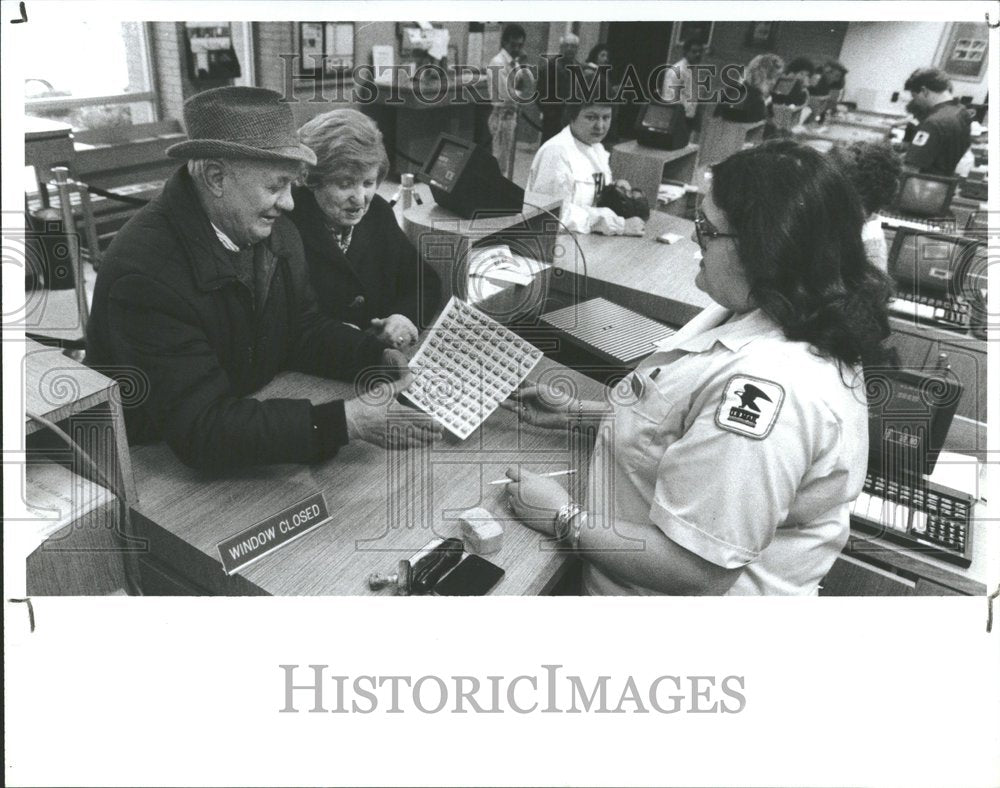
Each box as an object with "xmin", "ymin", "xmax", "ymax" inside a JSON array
[
  {"xmin": 568, "ymin": 510, "xmax": 588, "ymax": 551},
  {"xmin": 554, "ymin": 503, "xmax": 587, "ymax": 550},
  {"xmin": 553, "ymin": 502, "xmax": 582, "ymax": 541}
]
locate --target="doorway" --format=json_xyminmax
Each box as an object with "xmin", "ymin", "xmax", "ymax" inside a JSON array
[{"xmin": 606, "ymin": 21, "xmax": 674, "ymax": 139}]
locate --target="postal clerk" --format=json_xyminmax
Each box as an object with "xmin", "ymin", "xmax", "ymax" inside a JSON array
[{"xmin": 505, "ymin": 140, "xmax": 893, "ymax": 595}]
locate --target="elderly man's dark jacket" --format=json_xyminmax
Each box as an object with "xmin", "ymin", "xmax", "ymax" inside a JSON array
[
  {"xmin": 289, "ymin": 187, "xmax": 441, "ymax": 331},
  {"xmin": 86, "ymin": 166, "xmax": 385, "ymax": 471}
]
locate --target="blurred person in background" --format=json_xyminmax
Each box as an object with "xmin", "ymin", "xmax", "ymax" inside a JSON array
[
  {"xmin": 488, "ymin": 23, "xmax": 536, "ymax": 176},
  {"xmin": 661, "ymin": 38, "xmax": 706, "ymax": 129},
  {"xmin": 715, "ymin": 53, "xmax": 784, "ymax": 123},
  {"xmin": 831, "ymin": 141, "xmax": 903, "ymax": 272},
  {"xmin": 539, "ymin": 32, "xmax": 581, "ymax": 143}
]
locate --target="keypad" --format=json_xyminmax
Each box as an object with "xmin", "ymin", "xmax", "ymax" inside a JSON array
[{"xmin": 851, "ymin": 471, "xmax": 971, "ymax": 558}]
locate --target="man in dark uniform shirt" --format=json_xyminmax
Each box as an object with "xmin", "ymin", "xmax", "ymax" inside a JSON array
[{"xmin": 902, "ymin": 68, "xmax": 972, "ymax": 176}]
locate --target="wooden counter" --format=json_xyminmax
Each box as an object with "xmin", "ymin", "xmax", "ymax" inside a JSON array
[
  {"xmin": 550, "ymin": 210, "xmax": 712, "ymax": 328},
  {"xmin": 129, "ymin": 359, "xmax": 604, "ymax": 596},
  {"xmin": 126, "ymin": 196, "xmax": 990, "ymax": 598}
]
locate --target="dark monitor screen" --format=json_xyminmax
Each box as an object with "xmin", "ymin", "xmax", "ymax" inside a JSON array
[
  {"xmin": 642, "ymin": 102, "xmax": 683, "ymax": 130},
  {"xmin": 773, "ymin": 75, "xmax": 797, "ymax": 95},
  {"xmin": 426, "ymin": 139, "xmax": 473, "ymax": 193},
  {"xmin": 897, "ymin": 173, "xmax": 954, "ymax": 216},
  {"xmin": 771, "ymin": 75, "xmax": 803, "ymax": 105},
  {"xmin": 417, "ymin": 132, "xmax": 525, "ymax": 218},
  {"xmin": 888, "ymin": 230, "xmax": 979, "ymax": 296},
  {"xmin": 866, "ymin": 369, "xmax": 960, "ymax": 478}
]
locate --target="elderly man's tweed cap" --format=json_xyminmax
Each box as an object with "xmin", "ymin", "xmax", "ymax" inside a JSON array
[{"xmin": 166, "ymin": 86, "xmax": 317, "ymax": 165}]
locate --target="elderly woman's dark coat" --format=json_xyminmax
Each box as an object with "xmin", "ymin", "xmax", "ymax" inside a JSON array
[
  {"xmin": 86, "ymin": 166, "xmax": 385, "ymax": 471},
  {"xmin": 289, "ymin": 187, "xmax": 442, "ymax": 330}
]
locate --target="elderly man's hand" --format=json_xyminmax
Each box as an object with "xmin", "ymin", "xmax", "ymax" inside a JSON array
[
  {"xmin": 380, "ymin": 348, "xmax": 409, "ymax": 379},
  {"xmin": 371, "ymin": 314, "xmax": 418, "ymax": 349},
  {"xmin": 344, "ymin": 368, "xmax": 442, "ymax": 449}
]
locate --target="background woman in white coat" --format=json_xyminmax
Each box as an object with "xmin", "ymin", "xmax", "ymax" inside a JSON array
[{"xmin": 526, "ymin": 95, "xmax": 646, "ymax": 237}]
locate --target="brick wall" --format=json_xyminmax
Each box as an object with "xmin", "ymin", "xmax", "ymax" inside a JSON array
[
  {"xmin": 255, "ymin": 21, "xmax": 296, "ymax": 94},
  {"xmin": 150, "ymin": 22, "xmax": 186, "ymax": 121}
]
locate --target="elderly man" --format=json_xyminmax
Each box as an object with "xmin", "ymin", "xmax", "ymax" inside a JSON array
[
  {"xmin": 87, "ymin": 86, "xmax": 439, "ymax": 471},
  {"xmin": 487, "ymin": 23, "xmax": 535, "ymax": 177},
  {"xmin": 538, "ymin": 32, "xmax": 581, "ymax": 143}
]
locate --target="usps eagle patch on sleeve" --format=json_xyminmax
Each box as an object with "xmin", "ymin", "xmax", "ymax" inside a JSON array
[
  {"xmin": 912, "ymin": 130, "xmax": 930, "ymax": 147},
  {"xmin": 715, "ymin": 375, "xmax": 785, "ymax": 439}
]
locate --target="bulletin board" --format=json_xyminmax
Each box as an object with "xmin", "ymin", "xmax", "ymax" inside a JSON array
[
  {"xmin": 185, "ymin": 22, "xmax": 242, "ymax": 81},
  {"xmin": 936, "ymin": 22, "xmax": 989, "ymax": 82},
  {"xmin": 298, "ymin": 21, "xmax": 355, "ymax": 77},
  {"xmin": 744, "ymin": 22, "xmax": 778, "ymax": 50}
]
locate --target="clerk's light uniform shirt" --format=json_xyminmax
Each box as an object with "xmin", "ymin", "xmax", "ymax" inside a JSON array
[
  {"xmin": 526, "ymin": 125, "xmax": 625, "ymax": 235},
  {"xmin": 584, "ymin": 304, "xmax": 869, "ymax": 595}
]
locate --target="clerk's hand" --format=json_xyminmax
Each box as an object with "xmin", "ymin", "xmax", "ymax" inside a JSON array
[
  {"xmin": 502, "ymin": 385, "xmax": 575, "ymax": 430},
  {"xmin": 371, "ymin": 314, "xmax": 418, "ymax": 349},
  {"xmin": 614, "ymin": 179, "xmax": 632, "ymax": 191},
  {"xmin": 504, "ymin": 467, "xmax": 570, "ymax": 536},
  {"xmin": 344, "ymin": 369, "xmax": 442, "ymax": 449},
  {"xmin": 623, "ymin": 216, "xmax": 646, "ymax": 237}
]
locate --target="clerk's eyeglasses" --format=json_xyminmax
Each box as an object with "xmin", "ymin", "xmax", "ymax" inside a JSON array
[{"xmin": 694, "ymin": 210, "xmax": 738, "ymax": 250}]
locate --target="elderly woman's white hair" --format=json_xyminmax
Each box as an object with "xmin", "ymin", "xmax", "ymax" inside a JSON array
[{"xmin": 298, "ymin": 108, "xmax": 390, "ymax": 189}]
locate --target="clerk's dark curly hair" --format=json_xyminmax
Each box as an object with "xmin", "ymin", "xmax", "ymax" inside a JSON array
[
  {"xmin": 711, "ymin": 139, "xmax": 892, "ymax": 368},
  {"xmin": 830, "ymin": 141, "xmax": 903, "ymax": 215}
]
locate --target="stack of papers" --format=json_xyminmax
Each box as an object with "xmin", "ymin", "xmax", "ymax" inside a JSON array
[
  {"xmin": 928, "ymin": 452, "xmax": 984, "ymax": 501},
  {"xmin": 657, "ymin": 183, "xmax": 686, "ymax": 204},
  {"xmin": 466, "ymin": 245, "xmax": 550, "ymax": 304}
]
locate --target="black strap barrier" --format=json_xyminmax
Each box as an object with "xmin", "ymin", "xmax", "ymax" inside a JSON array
[{"xmin": 83, "ymin": 184, "xmax": 152, "ymax": 207}]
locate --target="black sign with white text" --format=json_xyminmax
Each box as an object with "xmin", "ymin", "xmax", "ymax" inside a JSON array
[{"xmin": 217, "ymin": 492, "xmax": 330, "ymax": 575}]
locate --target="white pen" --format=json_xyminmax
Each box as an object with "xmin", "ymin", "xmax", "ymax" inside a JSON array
[{"xmin": 488, "ymin": 469, "xmax": 577, "ymax": 485}]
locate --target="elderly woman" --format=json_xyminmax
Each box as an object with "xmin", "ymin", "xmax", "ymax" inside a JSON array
[
  {"xmin": 526, "ymin": 95, "xmax": 646, "ymax": 236},
  {"xmin": 716, "ymin": 53, "xmax": 784, "ymax": 123},
  {"xmin": 505, "ymin": 140, "xmax": 892, "ymax": 595},
  {"xmin": 291, "ymin": 109, "xmax": 441, "ymax": 349}
]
